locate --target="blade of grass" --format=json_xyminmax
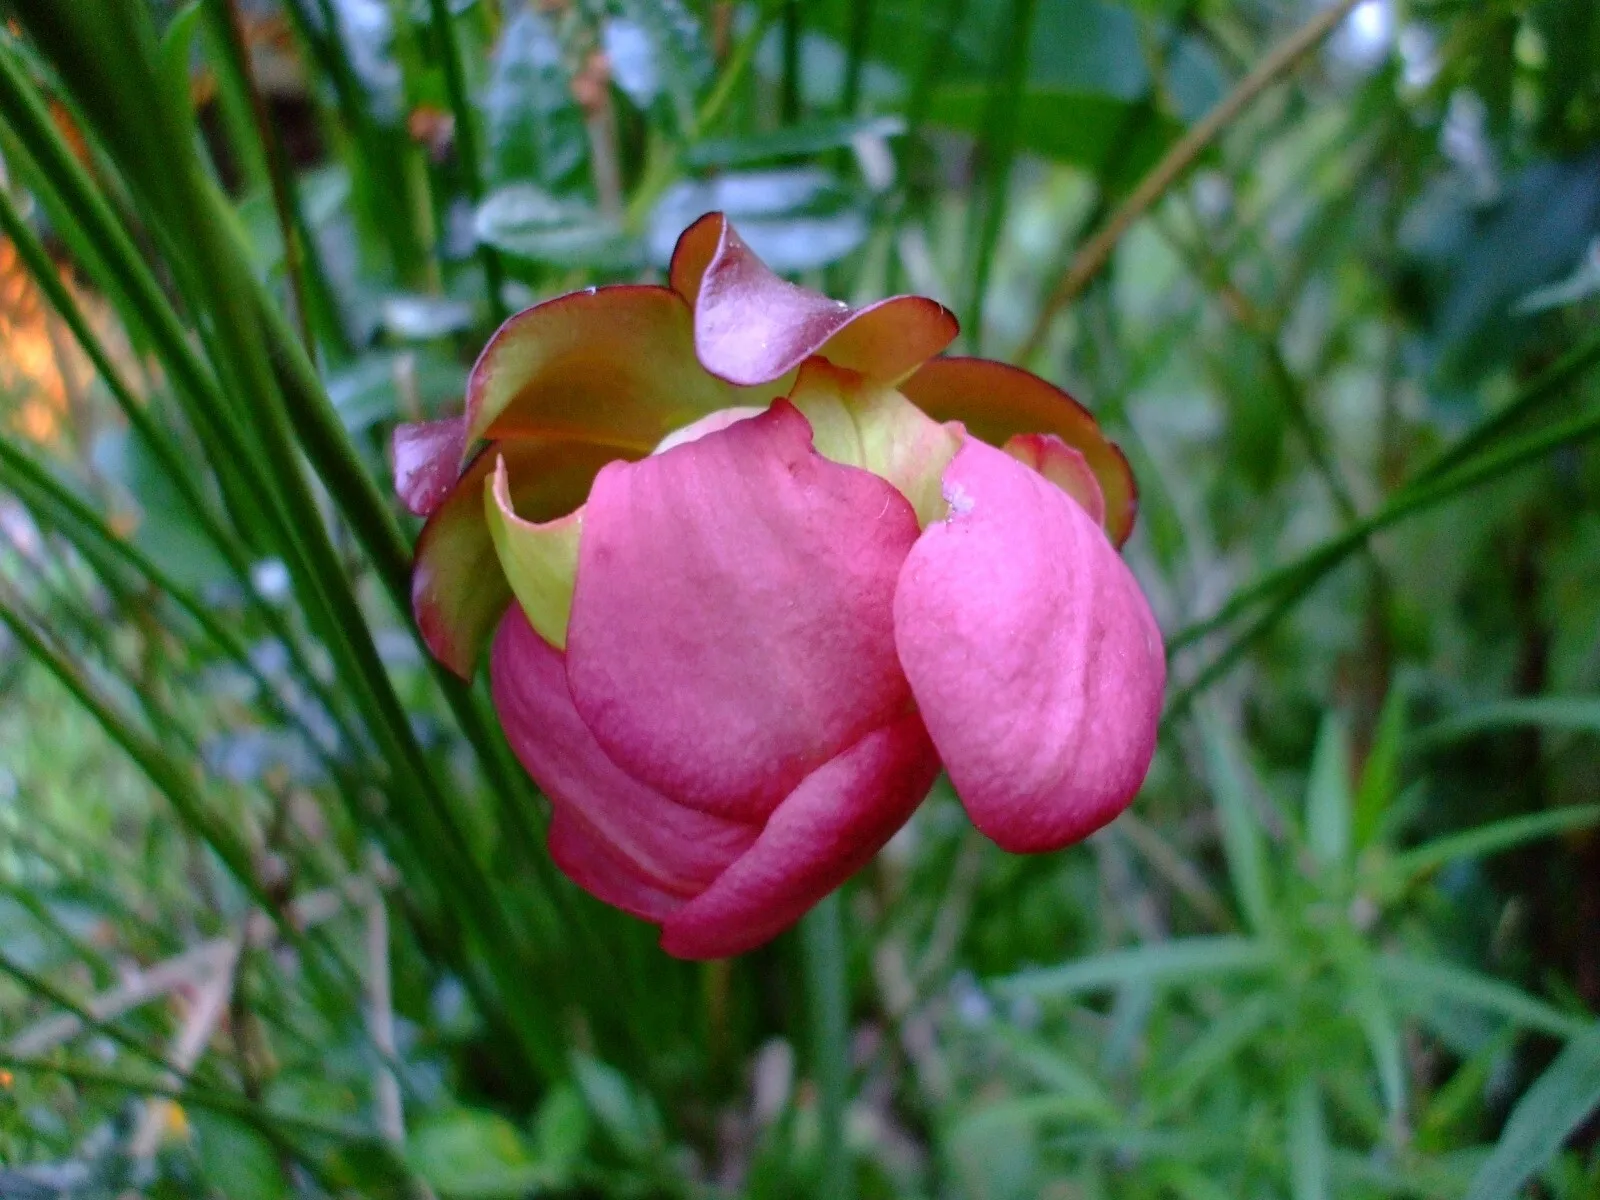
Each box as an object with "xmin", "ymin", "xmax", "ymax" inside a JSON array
[
  {"xmin": 1462, "ymin": 1022, "xmax": 1600, "ymax": 1200},
  {"xmin": 1288, "ymin": 1077, "xmax": 1331, "ymax": 1200},
  {"xmin": 205, "ymin": 0, "xmax": 349, "ymax": 359},
  {"xmin": 1165, "ymin": 398, "xmax": 1600, "ymax": 716},
  {"xmin": 958, "ymin": 0, "xmax": 1038, "ymax": 356},
  {"xmin": 996, "ymin": 936, "xmax": 1276, "ymax": 999},
  {"xmin": 424, "ymin": 0, "xmax": 506, "ymax": 322},
  {"xmin": 0, "ymin": 593, "xmax": 261, "ymax": 907},
  {"xmin": 8, "ymin": 4, "xmax": 563, "ymax": 1075},
  {"xmin": 801, "ymin": 893, "xmax": 853, "ymax": 1200},
  {"xmin": 0, "ymin": 437, "xmax": 359, "ymax": 766},
  {"xmin": 1376, "ymin": 955, "xmax": 1592, "ymax": 1041},
  {"xmin": 1196, "ymin": 705, "xmax": 1277, "ymax": 934},
  {"xmin": 1413, "ymin": 697, "xmax": 1600, "ymax": 747},
  {"xmin": 1388, "ymin": 806, "xmax": 1600, "ymax": 881},
  {"xmin": 1016, "ymin": 0, "xmax": 1364, "ymax": 360},
  {"xmin": 1171, "ymin": 337, "xmax": 1600, "ymax": 657},
  {"xmin": 1145, "ymin": 992, "xmax": 1278, "ymax": 1120}
]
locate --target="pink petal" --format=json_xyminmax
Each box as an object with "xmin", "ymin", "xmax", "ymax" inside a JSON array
[
  {"xmin": 900, "ymin": 357, "xmax": 1139, "ymax": 546},
  {"xmin": 1003, "ymin": 433, "xmax": 1106, "ymax": 528},
  {"xmin": 893, "ymin": 438, "xmax": 1165, "ymax": 854},
  {"xmin": 671, "ymin": 214, "xmax": 957, "ymax": 388},
  {"xmin": 393, "ymin": 416, "xmax": 468, "ymax": 517},
  {"xmin": 659, "ymin": 714, "xmax": 940, "ymax": 959},
  {"xmin": 413, "ymin": 438, "xmax": 623, "ymax": 678},
  {"xmin": 565, "ymin": 400, "xmax": 921, "ymax": 822},
  {"xmin": 491, "ymin": 608, "xmax": 758, "ymax": 919},
  {"xmin": 547, "ymin": 818, "xmax": 687, "ymax": 923}
]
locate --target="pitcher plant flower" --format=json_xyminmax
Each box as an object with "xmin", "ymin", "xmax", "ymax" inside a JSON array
[{"xmin": 392, "ymin": 214, "xmax": 1165, "ymax": 959}]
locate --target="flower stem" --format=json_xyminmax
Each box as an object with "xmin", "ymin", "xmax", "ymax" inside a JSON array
[{"xmin": 801, "ymin": 893, "xmax": 853, "ymax": 1200}]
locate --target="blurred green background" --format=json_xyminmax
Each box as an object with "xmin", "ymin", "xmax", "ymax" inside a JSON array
[{"xmin": 0, "ymin": 0, "xmax": 1598, "ymax": 1196}]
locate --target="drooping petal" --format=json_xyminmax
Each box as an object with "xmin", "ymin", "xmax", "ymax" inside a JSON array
[
  {"xmin": 1003, "ymin": 433, "xmax": 1106, "ymax": 528},
  {"xmin": 893, "ymin": 438, "xmax": 1165, "ymax": 854},
  {"xmin": 464, "ymin": 285, "xmax": 784, "ymax": 449},
  {"xmin": 659, "ymin": 714, "xmax": 940, "ymax": 959},
  {"xmin": 393, "ymin": 416, "xmax": 468, "ymax": 517},
  {"xmin": 671, "ymin": 214, "xmax": 957, "ymax": 388},
  {"xmin": 667, "ymin": 210, "xmax": 723, "ymax": 309},
  {"xmin": 787, "ymin": 358, "xmax": 963, "ymax": 527},
  {"xmin": 413, "ymin": 438, "xmax": 622, "ymax": 677},
  {"xmin": 486, "ymin": 456, "xmax": 582, "ymax": 650},
  {"xmin": 565, "ymin": 400, "xmax": 921, "ymax": 822},
  {"xmin": 492, "ymin": 608, "xmax": 758, "ymax": 920},
  {"xmin": 900, "ymin": 356, "xmax": 1138, "ymax": 545}
]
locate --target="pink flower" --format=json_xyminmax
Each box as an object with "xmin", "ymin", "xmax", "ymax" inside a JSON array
[{"xmin": 393, "ymin": 214, "xmax": 1165, "ymax": 959}]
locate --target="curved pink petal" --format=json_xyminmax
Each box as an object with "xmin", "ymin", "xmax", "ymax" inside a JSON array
[
  {"xmin": 491, "ymin": 608, "xmax": 758, "ymax": 919},
  {"xmin": 393, "ymin": 416, "xmax": 468, "ymax": 517},
  {"xmin": 900, "ymin": 357, "xmax": 1138, "ymax": 546},
  {"xmin": 660, "ymin": 714, "xmax": 940, "ymax": 959},
  {"xmin": 413, "ymin": 438, "xmax": 624, "ymax": 677},
  {"xmin": 667, "ymin": 211, "xmax": 723, "ymax": 310},
  {"xmin": 565, "ymin": 400, "xmax": 921, "ymax": 822},
  {"xmin": 673, "ymin": 214, "xmax": 957, "ymax": 388},
  {"xmin": 1003, "ymin": 433, "xmax": 1106, "ymax": 528},
  {"xmin": 893, "ymin": 438, "xmax": 1165, "ymax": 854},
  {"xmin": 547, "ymin": 817, "xmax": 687, "ymax": 923}
]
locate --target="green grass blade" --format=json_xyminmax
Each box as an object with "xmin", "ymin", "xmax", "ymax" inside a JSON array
[
  {"xmin": 958, "ymin": 0, "xmax": 1039, "ymax": 356},
  {"xmin": 1388, "ymin": 805, "xmax": 1600, "ymax": 881},
  {"xmin": 996, "ymin": 936, "xmax": 1276, "ymax": 999},
  {"xmin": 1288, "ymin": 1077, "xmax": 1330, "ymax": 1200},
  {"xmin": 1376, "ymin": 956, "xmax": 1591, "ymax": 1041},
  {"xmin": 1196, "ymin": 706, "xmax": 1277, "ymax": 934},
  {"xmin": 1304, "ymin": 712, "xmax": 1352, "ymax": 875},
  {"xmin": 1353, "ymin": 686, "xmax": 1406, "ymax": 848},
  {"xmin": 1462, "ymin": 1022, "xmax": 1600, "ymax": 1200},
  {"xmin": 1147, "ymin": 992, "xmax": 1278, "ymax": 1120},
  {"xmin": 1413, "ymin": 697, "xmax": 1600, "ymax": 748},
  {"xmin": 801, "ymin": 893, "xmax": 853, "ymax": 1200}
]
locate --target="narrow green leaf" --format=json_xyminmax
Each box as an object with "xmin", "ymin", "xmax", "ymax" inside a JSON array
[
  {"xmin": 1169, "ymin": 330, "xmax": 1600, "ymax": 660},
  {"xmin": 1463, "ymin": 1022, "xmax": 1600, "ymax": 1200},
  {"xmin": 1196, "ymin": 706, "xmax": 1276, "ymax": 934},
  {"xmin": 1148, "ymin": 992, "xmax": 1278, "ymax": 1119},
  {"xmin": 1389, "ymin": 806, "xmax": 1600, "ymax": 881},
  {"xmin": 958, "ymin": 0, "xmax": 1040, "ymax": 355},
  {"xmin": 1289, "ymin": 1077, "xmax": 1331, "ymax": 1200},
  {"xmin": 1354, "ymin": 687, "xmax": 1406, "ymax": 847},
  {"xmin": 1376, "ymin": 956, "xmax": 1591, "ymax": 1041},
  {"xmin": 687, "ymin": 115, "xmax": 905, "ymax": 167},
  {"xmin": 1347, "ymin": 973, "xmax": 1407, "ymax": 1124},
  {"xmin": 1414, "ymin": 697, "xmax": 1600, "ymax": 749},
  {"xmin": 1305, "ymin": 712, "xmax": 1353, "ymax": 873},
  {"xmin": 997, "ymin": 936, "xmax": 1275, "ymax": 999},
  {"xmin": 990, "ymin": 1025, "xmax": 1118, "ymax": 1114},
  {"xmin": 801, "ymin": 892, "xmax": 853, "ymax": 1200},
  {"xmin": 158, "ymin": 2, "xmax": 206, "ymax": 135}
]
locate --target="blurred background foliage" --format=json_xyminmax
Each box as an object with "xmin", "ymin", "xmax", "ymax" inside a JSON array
[{"xmin": 0, "ymin": 0, "xmax": 1597, "ymax": 1196}]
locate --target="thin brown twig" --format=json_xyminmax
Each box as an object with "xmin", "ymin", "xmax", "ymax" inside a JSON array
[
  {"xmin": 8, "ymin": 876, "xmax": 380, "ymax": 1057},
  {"xmin": 1016, "ymin": 0, "xmax": 1363, "ymax": 361},
  {"xmin": 130, "ymin": 935, "xmax": 243, "ymax": 1159},
  {"xmin": 364, "ymin": 851, "xmax": 404, "ymax": 1146}
]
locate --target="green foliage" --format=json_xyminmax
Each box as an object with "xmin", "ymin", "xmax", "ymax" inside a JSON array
[{"xmin": 0, "ymin": 0, "xmax": 1597, "ymax": 1195}]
